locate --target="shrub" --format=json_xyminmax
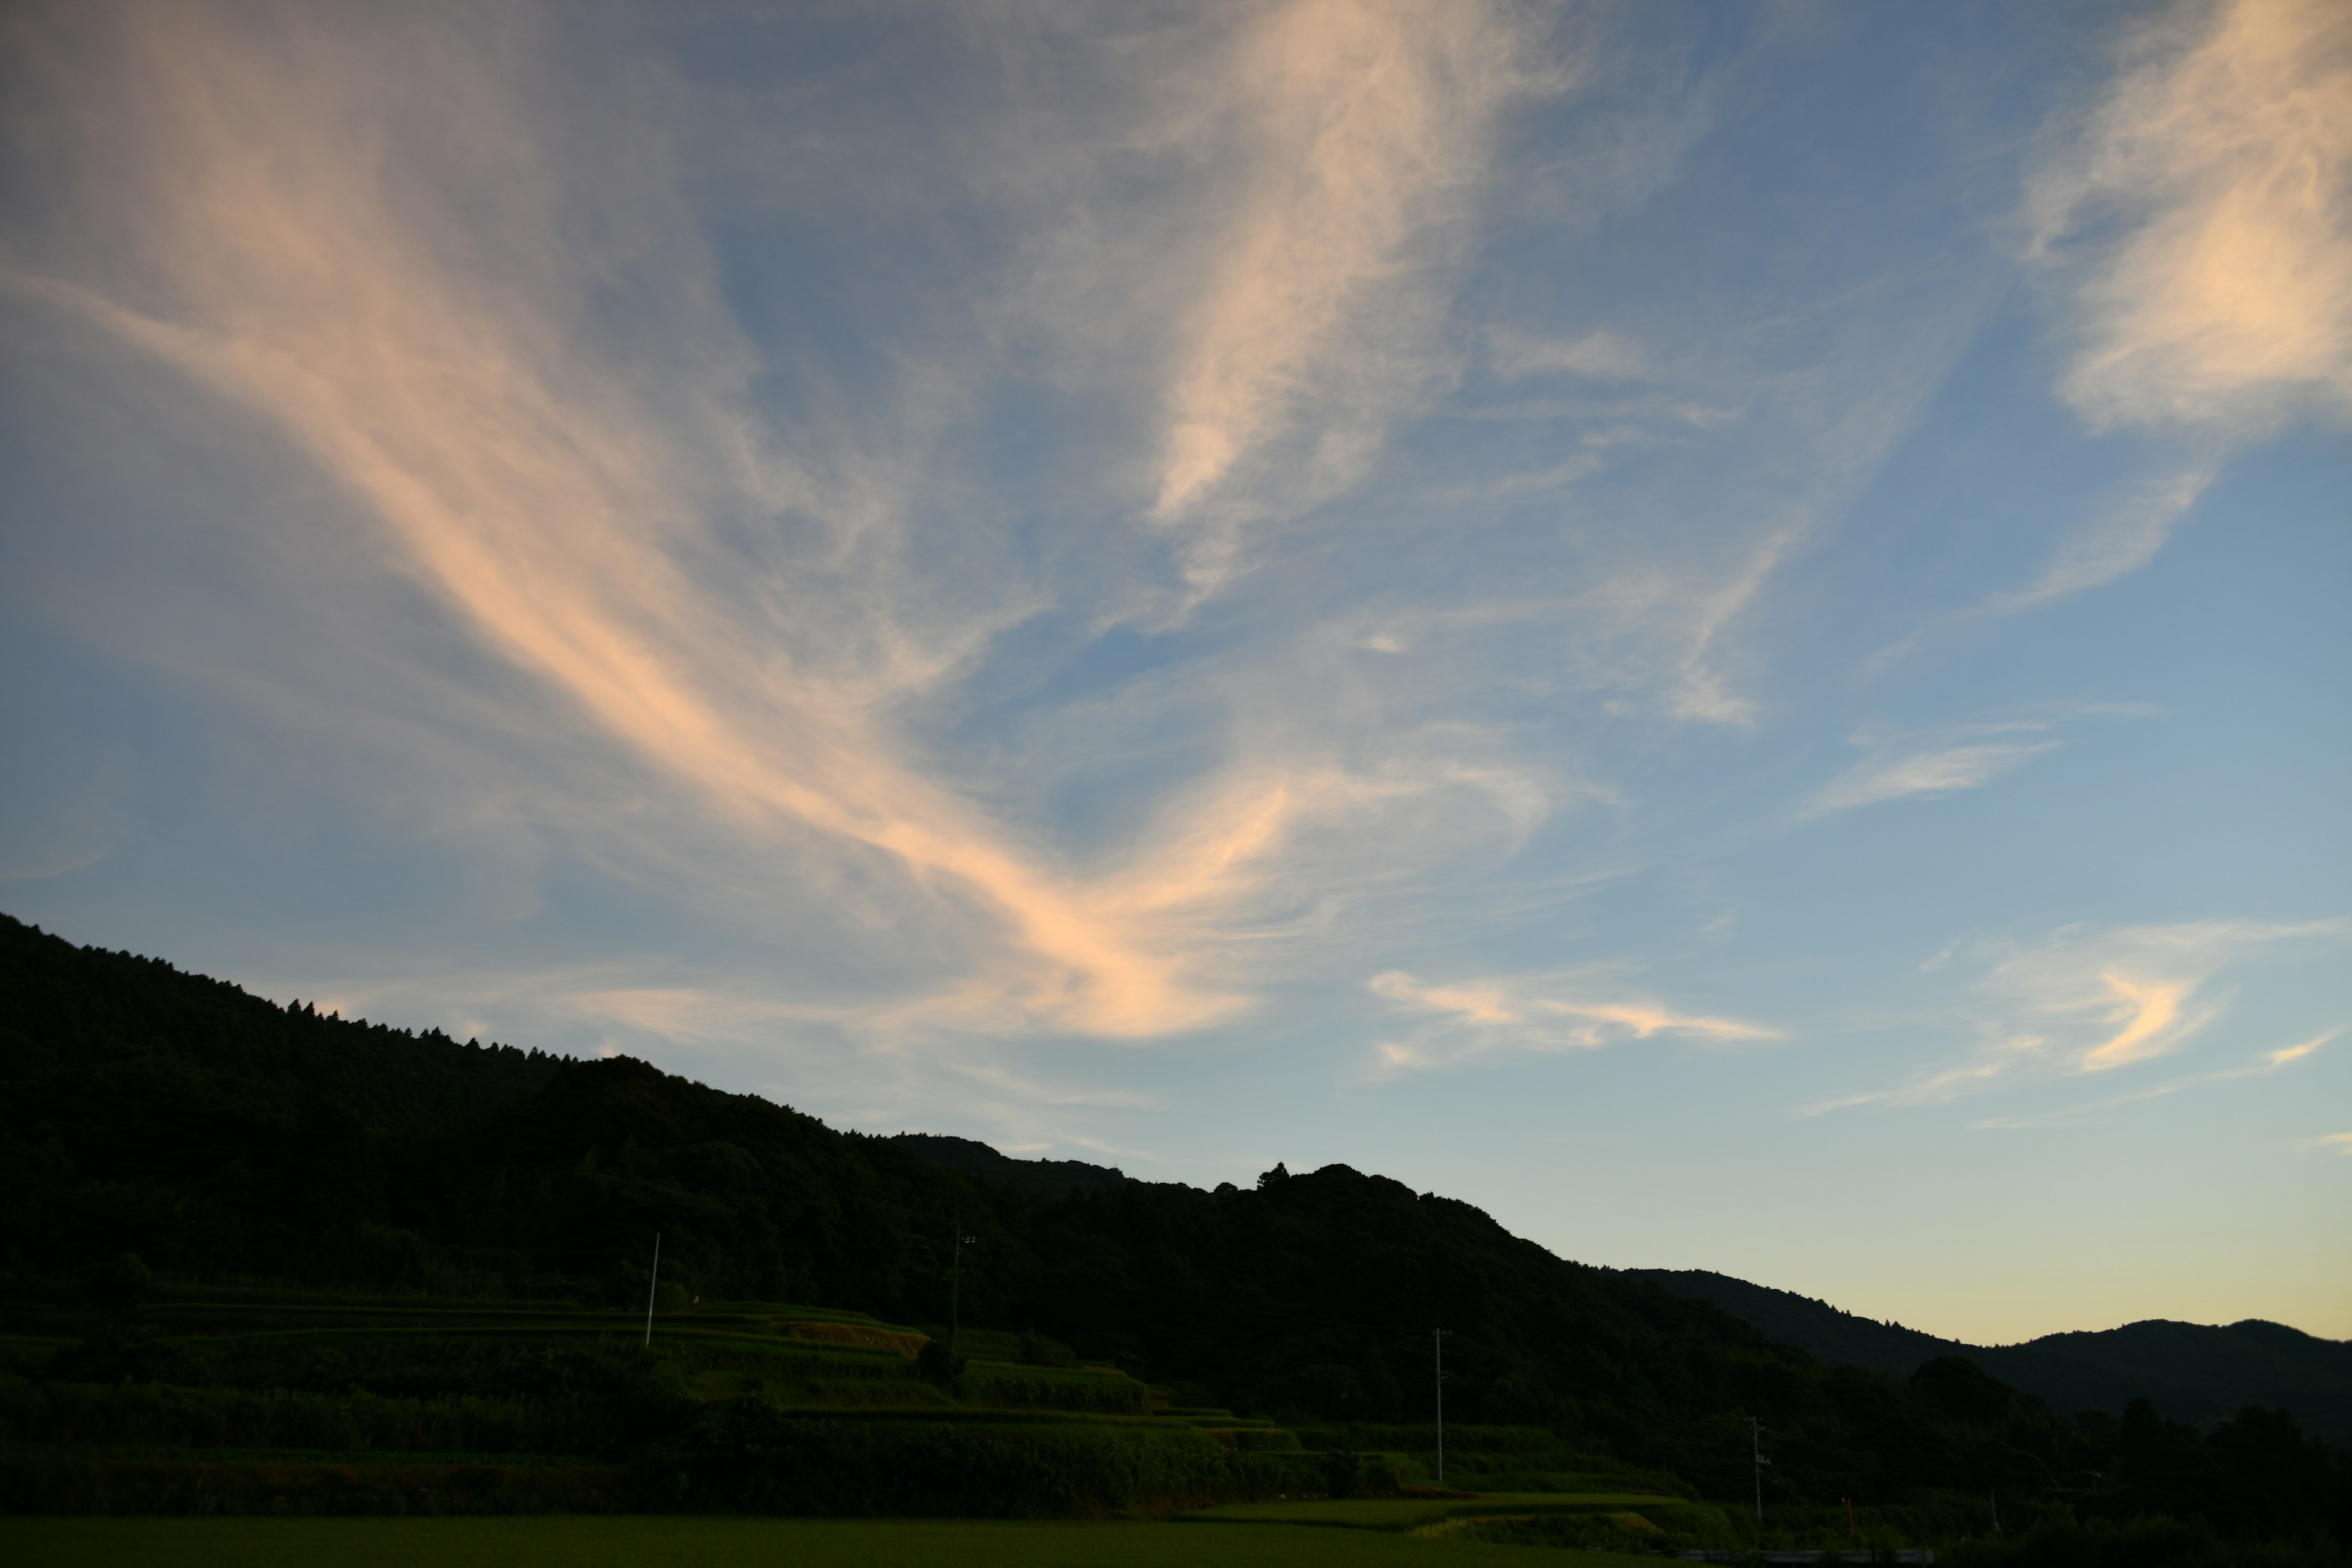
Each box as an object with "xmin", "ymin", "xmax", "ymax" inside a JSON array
[
  {"xmin": 914, "ymin": 1341, "xmax": 965, "ymax": 1387},
  {"xmin": 1017, "ymin": 1333, "xmax": 1077, "ymax": 1369}
]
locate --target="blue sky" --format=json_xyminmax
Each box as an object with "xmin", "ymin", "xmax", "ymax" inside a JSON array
[{"xmin": 2, "ymin": 0, "xmax": 2346, "ymax": 1343}]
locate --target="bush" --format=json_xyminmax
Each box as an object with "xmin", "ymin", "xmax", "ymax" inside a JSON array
[
  {"xmin": 914, "ymin": 1342, "xmax": 965, "ymax": 1387},
  {"xmin": 1017, "ymin": 1333, "xmax": 1077, "ymax": 1369}
]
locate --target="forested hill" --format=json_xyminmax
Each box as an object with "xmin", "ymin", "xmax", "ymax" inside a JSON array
[
  {"xmin": 1627, "ymin": 1271, "xmax": 1961, "ymax": 1381},
  {"xmin": 1630, "ymin": 1270, "xmax": 2352, "ymax": 1449},
  {"xmin": 882, "ymin": 1133, "xmax": 1128, "ymax": 1204},
  {"xmin": 1, "ymin": 913, "xmax": 563, "ymax": 1140},
  {"xmin": 5, "ymin": 911, "xmax": 2346, "ymax": 1537}
]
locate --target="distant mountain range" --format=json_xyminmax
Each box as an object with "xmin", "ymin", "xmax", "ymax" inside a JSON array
[{"xmin": 1627, "ymin": 1269, "xmax": 2351, "ymax": 1450}]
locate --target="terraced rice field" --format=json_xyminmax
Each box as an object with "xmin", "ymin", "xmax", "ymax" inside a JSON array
[{"xmin": 0, "ymin": 1515, "xmax": 1656, "ymax": 1567}]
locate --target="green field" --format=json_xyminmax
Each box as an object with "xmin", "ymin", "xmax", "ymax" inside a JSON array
[
  {"xmin": 1188, "ymin": 1493, "xmax": 1696, "ymax": 1529},
  {"xmin": 0, "ymin": 1516, "xmax": 1653, "ymax": 1567}
]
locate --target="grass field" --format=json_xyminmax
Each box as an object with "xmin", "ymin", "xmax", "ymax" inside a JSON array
[
  {"xmin": 0, "ymin": 1516, "xmax": 1654, "ymax": 1567},
  {"xmin": 1188, "ymin": 1493, "xmax": 1695, "ymax": 1530}
]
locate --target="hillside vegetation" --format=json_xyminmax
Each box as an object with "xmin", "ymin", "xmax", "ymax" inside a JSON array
[{"xmin": 2, "ymin": 914, "xmax": 2345, "ymax": 1558}]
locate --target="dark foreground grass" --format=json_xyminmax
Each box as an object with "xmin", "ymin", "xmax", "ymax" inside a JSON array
[
  {"xmin": 1, "ymin": 1515, "xmax": 1652, "ymax": 1567},
  {"xmin": 1188, "ymin": 1494, "xmax": 1698, "ymax": 1529}
]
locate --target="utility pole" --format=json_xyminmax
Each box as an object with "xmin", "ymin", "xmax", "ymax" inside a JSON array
[
  {"xmin": 1433, "ymin": 1327, "xmax": 1450, "ymax": 1486},
  {"xmin": 643, "ymin": 1232, "xmax": 662, "ymax": 1349},
  {"xmin": 1749, "ymin": 1417, "xmax": 1770, "ymax": 1525},
  {"xmin": 948, "ymin": 1224, "xmax": 977, "ymax": 1355}
]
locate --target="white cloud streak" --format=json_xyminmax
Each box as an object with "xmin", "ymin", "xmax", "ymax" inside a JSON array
[
  {"xmin": 1808, "ymin": 738, "xmax": 2056, "ymax": 817},
  {"xmin": 1487, "ymin": 326, "xmax": 1654, "ymax": 383},
  {"xmin": 1871, "ymin": 0, "xmax": 2352, "ymax": 674},
  {"xmin": 1144, "ymin": 0, "xmax": 1545, "ymax": 591},
  {"xmin": 1981, "ymin": 921, "xmax": 2350, "ymax": 1075},
  {"xmin": 1368, "ymin": 967, "xmax": 1774, "ymax": 1073},
  {"xmin": 1823, "ymin": 919, "xmax": 2352, "ymax": 1112},
  {"xmin": 2263, "ymin": 1027, "xmax": 2340, "ymax": 1068},
  {"xmin": 1979, "ymin": 459, "xmax": 2219, "ymax": 616},
  {"xmin": 1805, "ymin": 710, "xmax": 2150, "ymax": 818},
  {"xmin": 1964, "ymin": 1027, "xmax": 2333, "ymax": 1129},
  {"xmin": 1864, "ymin": 458, "xmax": 2219, "ymax": 677},
  {"xmin": 2030, "ymin": 0, "xmax": 2352, "ymax": 433}
]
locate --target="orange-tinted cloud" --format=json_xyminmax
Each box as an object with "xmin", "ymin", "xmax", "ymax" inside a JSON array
[
  {"xmin": 2080, "ymin": 972, "xmax": 2192, "ymax": 1070},
  {"xmin": 12, "ymin": 0, "xmax": 1366, "ymax": 1039},
  {"xmin": 1826, "ymin": 919, "xmax": 2352, "ymax": 1110},
  {"xmin": 2034, "ymin": 0, "xmax": 2352, "ymax": 431},
  {"xmin": 1368, "ymin": 967, "xmax": 1774, "ymax": 1071}
]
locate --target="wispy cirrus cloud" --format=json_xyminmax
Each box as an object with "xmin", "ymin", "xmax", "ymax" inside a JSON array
[
  {"xmin": 1141, "ymin": 0, "xmax": 1549, "ymax": 593},
  {"xmin": 1804, "ymin": 708, "xmax": 2151, "ymax": 818},
  {"xmin": 1986, "ymin": 921, "xmax": 2351, "ymax": 1075},
  {"xmin": 4, "ymin": 0, "xmax": 1619, "ymax": 1058},
  {"xmin": 14, "ymin": 0, "xmax": 1468, "ymax": 1041},
  {"xmin": 1821, "ymin": 919, "xmax": 2352, "ymax": 1113},
  {"xmin": 1871, "ymin": 462, "xmax": 2219, "ymax": 674},
  {"xmin": 2028, "ymin": 0, "xmax": 2352, "ymax": 434},
  {"xmin": 1974, "ymin": 461, "xmax": 2220, "ymax": 616},
  {"xmin": 1966, "ymin": 1025, "xmax": 2337, "ymax": 1130},
  {"xmin": 1487, "ymin": 326, "xmax": 1654, "ymax": 383},
  {"xmin": 2261, "ymin": 1028, "xmax": 2340, "ymax": 1069},
  {"xmin": 1367, "ymin": 967, "xmax": 1774, "ymax": 1074},
  {"xmin": 1806, "ymin": 732, "xmax": 2057, "ymax": 817},
  {"xmin": 1870, "ymin": 0, "xmax": 2352, "ymax": 670}
]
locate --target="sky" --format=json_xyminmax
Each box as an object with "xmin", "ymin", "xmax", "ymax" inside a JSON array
[{"xmin": 2, "ymin": 0, "xmax": 2347, "ymax": 1346}]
